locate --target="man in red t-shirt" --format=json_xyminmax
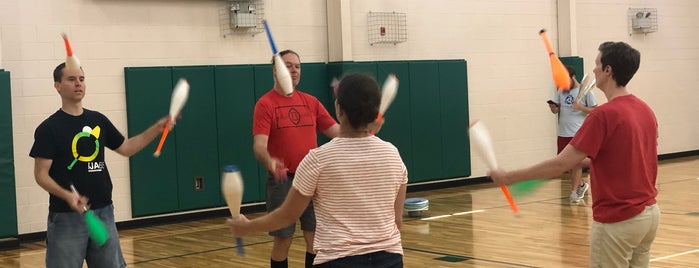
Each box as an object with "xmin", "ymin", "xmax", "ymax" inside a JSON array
[
  {"xmin": 490, "ymin": 42, "xmax": 659, "ymax": 267},
  {"xmin": 252, "ymin": 49, "xmax": 339, "ymax": 268}
]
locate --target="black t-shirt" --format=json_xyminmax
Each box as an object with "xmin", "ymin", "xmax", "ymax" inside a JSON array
[{"xmin": 29, "ymin": 109, "xmax": 125, "ymax": 212}]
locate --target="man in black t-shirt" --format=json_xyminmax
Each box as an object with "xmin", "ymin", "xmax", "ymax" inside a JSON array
[{"xmin": 29, "ymin": 62, "xmax": 169, "ymax": 268}]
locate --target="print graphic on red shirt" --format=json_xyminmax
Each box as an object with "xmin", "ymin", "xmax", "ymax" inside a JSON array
[{"xmin": 275, "ymin": 104, "xmax": 313, "ymax": 129}]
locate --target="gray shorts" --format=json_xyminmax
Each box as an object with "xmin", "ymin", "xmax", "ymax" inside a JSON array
[{"xmin": 266, "ymin": 172, "xmax": 316, "ymax": 237}]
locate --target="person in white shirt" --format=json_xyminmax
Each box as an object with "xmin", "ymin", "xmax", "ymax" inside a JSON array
[{"xmin": 548, "ymin": 65, "xmax": 597, "ymax": 202}]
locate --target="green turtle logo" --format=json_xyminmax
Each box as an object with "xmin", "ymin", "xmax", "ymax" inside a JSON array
[{"xmin": 67, "ymin": 126, "xmax": 101, "ymax": 170}]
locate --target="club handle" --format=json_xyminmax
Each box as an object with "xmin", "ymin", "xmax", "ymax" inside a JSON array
[
  {"xmin": 235, "ymin": 237, "xmax": 245, "ymax": 256},
  {"xmin": 370, "ymin": 113, "xmax": 383, "ymax": 135},
  {"xmin": 69, "ymin": 184, "xmax": 88, "ymax": 212},
  {"xmin": 499, "ymin": 185, "xmax": 519, "ymax": 213},
  {"xmin": 153, "ymin": 126, "xmax": 170, "ymax": 157},
  {"xmin": 262, "ymin": 20, "xmax": 278, "ymax": 54},
  {"xmin": 62, "ymin": 33, "xmax": 74, "ymax": 56}
]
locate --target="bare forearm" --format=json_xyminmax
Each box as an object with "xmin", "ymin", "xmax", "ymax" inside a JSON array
[
  {"xmin": 491, "ymin": 145, "xmax": 588, "ymax": 186},
  {"xmin": 323, "ymin": 124, "xmax": 340, "ymax": 139},
  {"xmin": 581, "ymin": 106, "xmax": 595, "ymax": 114},
  {"xmin": 119, "ymin": 122, "xmax": 162, "ymax": 156},
  {"xmin": 506, "ymin": 158, "xmax": 571, "ymax": 184},
  {"xmin": 35, "ymin": 174, "xmax": 71, "ymax": 202},
  {"xmin": 246, "ymin": 188, "xmax": 309, "ymax": 234},
  {"xmin": 253, "ymin": 143, "xmax": 272, "ymax": 169},
  {"xmin": 34, "ymin": 158, "xmax": 88, "ymax": 212},
  {"xmin": 506, "ymin": 145, "xmax": 587, "ymax": 184},
  {"xmin": 249, "ymin": 207, "xmax": 298, "ymax": 233}
]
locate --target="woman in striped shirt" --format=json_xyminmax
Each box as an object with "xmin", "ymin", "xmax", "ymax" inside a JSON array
[{"xmin": 229, "ymin": 73, "xmax": 408, "ymax": 268}]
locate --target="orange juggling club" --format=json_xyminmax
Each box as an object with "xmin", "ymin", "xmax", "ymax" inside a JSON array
[{"xmin": 539, "ymin": 29, "xmax": 570, "ymax": 90}]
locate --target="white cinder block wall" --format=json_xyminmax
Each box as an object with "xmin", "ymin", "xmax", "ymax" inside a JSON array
[
  {"xmin": 3, "ymin": 0, "xmax": 698, "ymax": 234},
  {"xmin": 576, "ymin": 0, "xmax": 699, "ymax": 155}
]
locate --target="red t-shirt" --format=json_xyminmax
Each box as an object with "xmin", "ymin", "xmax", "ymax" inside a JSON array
[
  {"xmin": 253, "ymin": 89, "xmax": 336, "ymax": 173},
  {"xmin": 570, "ymin": 94, "xmax": 658, "ymax": 223}
]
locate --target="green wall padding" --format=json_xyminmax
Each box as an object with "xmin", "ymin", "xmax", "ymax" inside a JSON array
[
  {"xmin": 125, "ymin": 59, "xmax": 471, "ymax": 216},
  {"xmin": 298, "ymin": 63, "xmax": 333, "ymax": 145},
  {"xmin": 376, "ymin": 61, "xmax": 414, "ymax": 182},
  {"xmin": 560, "ymin": 56, "xmax": 584, "ymax": 83},
  {"xmin": 253, "ymin": 65, "xmax": 273, "ymax": 100},
  {"xmin": 252, "ymin": 64, "xmax": 273, "ymax": 199},
  {"xmin": 214, "ymin": 65, "xmax": 261, "ymax": 203},
  {"xmin": 125, "ymin": 67, "xmax": 179, "ymax": 217},
  {"xmin": 438, "ymin": 60, "xmax": 470, "ymax": 178},
  {"xmin": 408, "ymin": 61, "xmax": 442, "ymax": 182},
  {"xmin": 0, "ymin": 70, "xmax": 18, "ymax": 238},
  {"xmin": 329, "ymin": 62, "xmax": 378, "ymax": 79},
  {"xmin": 298, "ymin": 63, "xmax": 332, "ymax": 106},
  {"xmin": 172, "ymin": 67, "xmax": 222, "ymax": 210}
]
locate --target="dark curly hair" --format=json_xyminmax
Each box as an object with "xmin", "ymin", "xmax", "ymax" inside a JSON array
[{"xmin": 336, "ymin": 74, "xmax": 380, "ymax": 129}]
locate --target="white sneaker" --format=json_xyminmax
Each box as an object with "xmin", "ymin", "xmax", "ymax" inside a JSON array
[{"xmin": 570, "ymin": 182, "xmax": 589, "ymax": 203}]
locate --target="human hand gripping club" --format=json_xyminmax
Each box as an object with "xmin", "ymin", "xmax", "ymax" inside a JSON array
[{"xmin": 70, "ymin": 185, "xmax": 109, "ymax": 246}]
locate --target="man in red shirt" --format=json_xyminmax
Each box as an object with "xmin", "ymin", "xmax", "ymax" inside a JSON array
[
  {"xmin": 490, "ymin": 41, "xmax": 659, "ymax": 267},
  {"xmin": 252, "ymin": 49, "xmax": 339, "ymax": 268}
]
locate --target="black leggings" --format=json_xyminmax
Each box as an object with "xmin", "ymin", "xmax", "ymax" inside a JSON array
[{"xmin": 314, "ymin": 251, "xmax": 403, "ymax": 268}]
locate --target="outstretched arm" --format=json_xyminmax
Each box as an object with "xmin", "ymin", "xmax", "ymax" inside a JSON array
[
  {"xmin": 228, "ymin": 187, "xmax": 311, "ymax": 236},
  {"xmin": 489, "ymin": 144, "xmax": 588, "ymax": 185},
  {"xmin": 115, "ymin": 116, "xmax": 169, "ymax": 157}
]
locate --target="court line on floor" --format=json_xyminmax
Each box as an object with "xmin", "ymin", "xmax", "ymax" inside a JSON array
[
  {"xmin": 413, "ymin": 196, "xmax": 575, "ymax": 223},
  {"xmin": 128, "ymin": 236, "xmax": 540, "ymax": 267},
  {"xmin": 419, "ymin": 209, "xmax": 485, "ymax": 221},
  {"xmin": 650, "ymin": 248, "xmax": 699, "ymax": 262},
  {"xmin": 128, "ymin": 236, "xmax": 301, "ymax": 265},
  {"xmin": 403, "ymin": 246, "xmax": 539, "ymax": 268},
  {"xmin": 658, "ymin": 177, "xmax": 699, "ymax": 185}
]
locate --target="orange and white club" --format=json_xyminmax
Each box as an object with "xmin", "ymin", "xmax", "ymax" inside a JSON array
[
  {"xmin": 61, "ymin": 33, "xmax": 81, "ymax": 70},
  {"xmin": 378, "ymin": 74, "xmax": 399, "ymax": 121},
  {"xmin": 468, "ymin": 120, "xmax": 519, "ymax": 213},
  {"xmin": 153, "ymin": 78, "xmax": 189, "ymax": 157}
]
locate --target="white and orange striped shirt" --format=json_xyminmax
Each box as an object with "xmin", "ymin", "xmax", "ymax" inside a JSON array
[{"xmin": 293, "ymin": 135, "xmax": 408, "ymax": 265}]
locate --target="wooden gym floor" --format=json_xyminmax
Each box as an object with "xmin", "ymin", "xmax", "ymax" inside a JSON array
[{"xmin": 1, "ymin": 156, "xmax": 697, "ymax": 267}]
